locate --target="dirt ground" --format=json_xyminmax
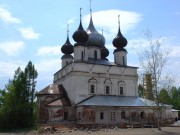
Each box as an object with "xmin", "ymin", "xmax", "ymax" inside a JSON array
[{"xmin": 0, "ymin": 127, "xmax": 180, "ymax": 135}]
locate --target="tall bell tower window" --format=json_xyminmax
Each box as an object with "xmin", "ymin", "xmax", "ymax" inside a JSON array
[
  {"xmin": 123, "ymin": 56, "xmax": 125, "ymax": 65},
  {"xmin": 81, "ymin": 51, "xmax": 84, "ymax": 61},
  {"xmin": 94, "ymin": 50, "xmax": 97, "ymax": 59}
]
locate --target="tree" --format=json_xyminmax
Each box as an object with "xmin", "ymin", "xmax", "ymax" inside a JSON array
[
  {"xmin": 158, "ymin": 89, "xmax": 171, "ymax": 104},
  {"xmin": 138, "ymin": 30, "xmax": 173, "ymax": 130},
  {"xmin": 138, "ymin": 84, "xmax": 144, "ymax": 98},
  {"xmin": 0, "ymin": 89, "xmax": 6, "ymax": 108},
  {"xmin": 170, "ymin": 87, "xmax": 180, "ymax": 110},
  {"xmin": 24, "ymin": 61, "xmax": 38, "ymax": 126},
  {"xmin": 0, "ymin": 61, "xmax": 38, "ymax": 130}
]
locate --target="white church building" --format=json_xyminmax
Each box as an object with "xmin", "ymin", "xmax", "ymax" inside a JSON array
[{"xmin": 37, "ymin": 8, "xmax": 173, "ymax": 126}]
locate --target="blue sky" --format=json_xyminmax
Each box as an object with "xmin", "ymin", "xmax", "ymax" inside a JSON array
[{"xmin": 0, "ymin": 0, "xmax": 180, "ymax": 91}]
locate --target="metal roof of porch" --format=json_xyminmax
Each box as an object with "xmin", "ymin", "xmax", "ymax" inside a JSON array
[{"xmin": 76, "ymin": 95, "xmax": 166, "ymax": 107}]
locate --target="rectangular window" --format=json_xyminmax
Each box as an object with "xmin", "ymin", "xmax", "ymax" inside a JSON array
[
  {"xmin": 81, "ymin": 51, "xmax": 84, "ymax": 61},
  {"xmin": 78, "ymin": 112, "xmax": 81, "ymax": 120},
  {"xmin": 110, "ymin": 112, "xmax": 116, "ymax": 122},
  {"xmin": 121, "ymin": 111, "xmax": 125, "ymax": 119},
  {"xmin": 123, "ymin": 56, "xmax": 125, "ymax": 65},
  {"xmin": 90, "ymin": 85, "xmax": 95, "ymax": 94},
  {"xmin": 100, "ymin": 112, "xmax": 104, "ymax": 120},
  {"xmin": 120, "ymin": 87, "xmax": 123, "ymax": 95},
  {"xmin": 66, "ymin": 61, "xmax": 68, "ymax": 65},
  {"xmin": 140, "ymin": 112, "xmax": 144, "ymax": 119},
  {"xmin": 106, "ymin": 86, "xmax": 110, "ymax": 94},
  {"xmin": 94, "ymin": 50, "xmax": 97, "ymax": 59}
]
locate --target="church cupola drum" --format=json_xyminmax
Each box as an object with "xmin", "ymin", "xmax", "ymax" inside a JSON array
[
  {"xmin": 61, "ymin": 25, "xmax": 74, "ymax": 67},
  {"xmin": 84, "ymin": 2, "xmax": 105, "ymax": 60},
  {"xmin": 73, "ymin": 8, "xmax": 89, "ymax": 61},
  {"xmin": 113, "ymin": 15, "xmax": 128, "ymax": 66}
]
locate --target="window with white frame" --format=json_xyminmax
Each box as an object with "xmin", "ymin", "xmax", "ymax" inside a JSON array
[
  {"xmin": 90, "ymin": 85, "xmax": 95, "ymax": 94},
  {"xmin": 120, "ymin": 87, "xmax": 123, "ymax": 95},
  {"xmin": 104, "ymin": 79, "xmax": 112, "ymax": 95},
  {"xmin": 88, "ymin": 78, "xmax": 97, "ymax": 94},
  {"xmin": 105, "ymin": 86, "xmax": 110, "ymax": 94},
  {"xmin": 118, "ymin": 81, "xmax": 126, "ymax": 95}
]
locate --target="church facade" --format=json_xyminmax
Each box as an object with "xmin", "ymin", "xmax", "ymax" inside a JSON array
[{"xmin": 37, "ymin": 8, "xmax": 173, "ymax": 125}]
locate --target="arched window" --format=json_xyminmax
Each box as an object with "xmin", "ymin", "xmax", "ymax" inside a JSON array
[
  {"xmin": 88, "ymin": 78, "xmax": 97, "ymax": 94},
  {"xmin": 118, "ymin": 81, "xmax": 126, "ymax": 96},
  {"xmin": 105, "ymin": 86, "xmax": 110, "ymax": 94},
  {"xmin": 120, "ymin": 87, "xmax": 123, "ymax": 95},
  {"xmin": 104, "ymin": 79, "xmax": 112, "ymax": 95}
]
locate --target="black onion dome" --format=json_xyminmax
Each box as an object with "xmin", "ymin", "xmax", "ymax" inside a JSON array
[
  {"xmin": 72, "ymin": 17, "xmax": 88, "ymax": 43},
  {"xmin": 61, "ymin": 54, "xmax": 73, "ymax": 59},
  {"xmin": 114, "ymin": 48, "xmax": 127, "ymax": 53},
  {"xmin": 61, "ymin": 36, "xmax": 74, "ymax": 55},
  {"xmin": 101, "ymin": 45, "xmax": 109, "ymax": 58},
  {"xmin": 86, "ymin": 16, "xmax": 105, "ymax": 48},
  {"xmin": 112, "ymin": 27, "xmax": 127, "ymax": 48}
]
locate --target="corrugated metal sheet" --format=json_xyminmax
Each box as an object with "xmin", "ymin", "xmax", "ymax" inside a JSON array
[
  {"xmin": 76, "ymin": 95, "xmax": 165, "ymax": 107},
  {"xmin": 87, "ymin": 58, "xmax": 115, "ymax": 65},
  {"xmin": 86, "ymin": 59, "xmax": 138, "ymax": 69}
]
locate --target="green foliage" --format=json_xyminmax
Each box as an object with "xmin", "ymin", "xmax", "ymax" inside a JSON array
[
  {"xmin": 0, "ymin": 61, "xmax": 38, "ymax": 130},
  {"xmin": 138, "ymin": 85, "xmax": 180, "ymax": 112},
  {"xmin": 138, "ymin": 84, "xmax": 144, "ymax": 97},
  {"xmin": 169, "ymin": 87, "xmax": 180, "ymax": 110},
  {"xmin": 158, "ymin": 89, "xmax": 171, "ymax": 104},
  {"xmin": 0, "ymin": 89, "xmax": 6, "ymax": 108}
]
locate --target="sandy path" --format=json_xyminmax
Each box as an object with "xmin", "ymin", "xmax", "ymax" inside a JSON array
[{"xmin": 0, "ymin": 127, "xmax": 180, "ymax": 135}]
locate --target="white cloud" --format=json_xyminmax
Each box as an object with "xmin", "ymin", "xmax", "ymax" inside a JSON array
[
  {"xmin": 18, "ymin": 27, "xmax": 40, "ymax": 40},
  {"xmin": 67, "ymin": 17, "xmax": 76, "ymax": 24},
  {"xmin": 0, "ymin": 7, "xmax": 21, "ymax": 24},
  {"xmin": 127, "ymin": 38, "xmax": 148, "ymax": 53},
  {"xmin": 0, "ymin": 41, "xmax": 24, "ymax": 56},
  {"xmin": 0, "ymin": 59, "xmax": 61, "ymax": 89},
  {"xmin": 106, "ymin": 44, "xmax": 114, "ymax": 50},
  {"xmin": 82, "ymin": 9, "xmax": 142, "ymax": 40},
  {"xmin": 37, "ymin": 46, "xmax": 62, "ymax": 56},
  {"xmin": 36, "ymin": 59, "xmax": 61, "ymax": 72},
  {"xmin": 127, "ymin": 36, "xmax": 172, "ymax": 55},
  {"xmin": 35, "ymin": 58, "xmax": 62, "ymax": 90},
  {"xmin": 0, "ymin": 60, "xmax": 25, "ymax": 78}
]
